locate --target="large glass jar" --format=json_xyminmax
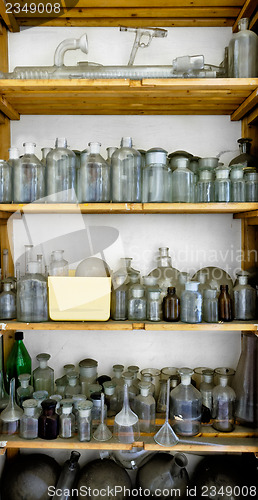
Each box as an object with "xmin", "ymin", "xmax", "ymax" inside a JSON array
[
  {"xmin": 233, "ymin": 275, "xmax": 256, "ymax": 320},
  {"xmin": 229, "ymin": 138, "xmax": 256, "ymax": 172},
  {"xmin": 79, "ymin": 142, "xmax": 111, "ymax": 202},
  {"xmin": 17, "ymin": 261, "xmax": 48, "ymax": 322},
  {"xmin": 38, "ymin": 399, "xmax": 59, "ymax": 439},
  {"xmin": 49, "ymin": 249, "xmax": 69, "ymax": 276},
  {"xmin": 203, "ymin": 288, "xmax": 218, "ymax": 323},
  {"xmin": 212, "ymin": 373, "xmax": 236, "ymax": 432},
  {"xmin": 148, "ymin": 247, "xmax": 181, "ymax": 301},
  {"xmin": 142, "ymin": 148, "xmax": 170, "ymax": 202},
  {"xmin": 111, "ymin": 137, "xmax": 142, "ymax": 202},
  {"xmin": 245, "ymin": 172, "xmax": 258, "ymax": 202},
  {"xmin": 0, "ymin": 282, "xmax": 16, "ymax": 319},
  {"xmin": 172, "ymin": 158, "xmax": 194, "ymax": 203},
  {"xmin": 228, "ymin": 18, "xmax": 257, "ymax": 77},
  {"xmin": 170, "ymin": 368, "xmax": 202, "ymax": 436},
  {"xmin": 111, "ymin": 275, "xmax": 128, "ymax": 320},
  {"xmin": 0, "ymin": 159, "xmax": 12, "ymax": 203},
  {"xmin": 33, "ymin": 353, "xmax": 54, "ymax": 395},
  {"xmin": 181, "ymin": 282, "xmax": 202, "ymax": 323},
  {"xmin": 128, "ymin": 285, "xmax": 146, "ymax": 321},
  {"xmin": 215, "ymin": 166, "xmax": 231, "ymax": 202},
  {"xmin": 13, "ymin": 142, "xmax": 45, "ymax": 203},
  {"xmin": 134, "ymin": 381, "xmax": 156, "ymax": 433},
  {"xmin": 230, "ymin": 165, "xmax": 245, "ymax": 202},
  {"xmin": 46, "ymin": 137, "xmax": 77, "ymax": 202}
]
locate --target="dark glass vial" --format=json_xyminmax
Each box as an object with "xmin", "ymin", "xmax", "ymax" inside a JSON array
[
  {"xmin": 163, "ymin": 287, "xmax": 180, "ymax": 322},
  {"xmin": 38, "ymin": 399, "xmax": 59, "ymax": 440},
  {"xmin": 218, "ymin": 285, "xmax": 233, "ymax": 322}
]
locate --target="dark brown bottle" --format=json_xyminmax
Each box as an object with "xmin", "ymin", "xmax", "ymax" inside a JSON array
[
  {"xmin": 218, "ymin": 285, "xmax": 233, "ymax": 322},
  {"xmin": 163, "ymin": 287, "xmax": 180, "ymax": 322},
  {"xmin": 38, "ymin": 399, "xmax": 59, "ymax": 440}
]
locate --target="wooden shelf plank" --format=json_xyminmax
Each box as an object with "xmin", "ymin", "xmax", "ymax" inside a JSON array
[
  {"xmin": 0, "ymin": 0, "xmax": 20, "ymax": 32},
  {"xmin": 232, "ymin": 0, "xmax": 257, "ymax": 32},
  {"xmin": 231, "ymin": 88, "xmax": 258, "ymax": 121},
  {"xmin": 249, "ymin": 10, "xmax": 258, "ymax": 33},
  {"xmin": 144, "ymin": 321, "xmax": 258, "ymax": 331}
]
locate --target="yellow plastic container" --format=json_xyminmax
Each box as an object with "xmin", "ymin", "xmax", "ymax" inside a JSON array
[{"xmin": 48, "ymin": 277, "xmax": 111, "ymax": 321}]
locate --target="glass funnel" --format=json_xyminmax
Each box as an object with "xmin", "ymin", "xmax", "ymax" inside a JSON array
[
  {"xmin": 0, "ymin": 378, "xmax": 23, "ymax": 434},
  {"xmin": 114, "ymin": 384, "xmax": 140, "ymax": 444},
  {"xmin": 93, "ymin": 392, "xmax": 112, "ymax": 442},
  {"xmin": 0, "ymin": 371, "xmax": 9, "ymax": 410}
]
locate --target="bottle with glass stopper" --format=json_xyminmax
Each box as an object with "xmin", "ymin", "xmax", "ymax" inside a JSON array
[
  {"xmin": 33, "ymin": 353, "xmax": 54, "ymax": 395},
  {"xmin": 78, "ymin": 400, "xmax": 93, "ymax": 442},
  {"xmin": 38, "ymin": 398, "xmax": 59, "ymax": 440},
  {"xmin": 0, "ymin": 159, "xmax": 12, "ymax": 203},
  {"xmin": 128, "ymin": 365, "xmax": 140, "ymax": 390},
  {"xmin": 79, "ymin": 142, "xmax": 111, "ymax": 202},
  {"xmin": 197, "ymin": 169, "xmax": 215, "ymax": 203},
  {"xmin": 13, "ymin": 142, "xmax": 45, "ymax": 203},
  {"xmin": 170, "ymin": 368, "xmax": 202, "ymax": 436},
  {"xmin": 228, "ymin": 18, "xmax": 257, "ymax": 78},
  {"xmin": 46, "ymin": 138, "xmax": 77, "ymax": 203},
  {"xmin": 134, "ymin": 381, "xmax": 156, "ymax": 433},
  {"xmin": 230, "ymin": 165, "xmax": 245, "ymax": 202},
  {"xmin": 52, "ymin": 452, "xmax": 81, "ymax": 500},
  {"xmin": 142, "ymin": 147, "xmax": 170, "ymax": 202},
  {"xmin": 128, "ymin": 285, "xmax": 146, "ymax": 321},
  {"xmin": 0, "ymin": 281, "xmax": 16, "ymax": 319},
  {"xmin": 6, "ymin": 331, "xmax": 31, "ymax": 392},
  {"xmin": 49, "ymin": 250, "xmax": 68, "ymax": 276},
  {"xmin": 141, "ymin": 373, "xmax": 155, "ymax": 398},
  {"xmin": 112, "ymin": 137, "xmax": 142, "ymax": 202},
  {"xmin": 33, "ymin": 390, "xmax": 49, "ymax": 416},
  {"xmin": 147, "ymin": 289, "xmax": 161, "ymax": 321},
  {"xmin": 79, "ymin": 358, "xmax": 98, "ymax": 397},
  {"xmin": 215, "ymin": 166, "xmax": 231, "ymax": 202},
  {"xmin": 114, "ymin": 384, "xmax": 140, "ymax": 443},
  {"xmin": 181, "ymin": 282, "xmax": 202, "ymax": 323},
  {"xmin": 148, "ymin": 247, "xmax": 181, "ymax": 301},
  {"xmin": 72, "ymin": 394, "xmax": 86, "ymax": 430},
  {"xmin": 17, "ymin": 373, "xmax": 34, "ymax": 406},
  {"xmin": 64, "ymin": 371, "xmax": 82, "ymax": 397},
  {"xmin": 233, "ymin": 274, "xmax": 256, "ymax": 320},
  {"xmin": 212, "ymin": 373, "xmax": 236, "ymax": 432},
  {"xmin": 103, "ymin": 381, "xmax": 118, "ymax": 416},
  {"xmin": 0, "ymin": 378, "xmax": 23, "ymax": 434},
  {"xmin": 59, "ymin": 402, "xmax": 75, "ymax": 438},
  {"xmin": 203, "ymin": 289, "xmax": 218, "ymax": 323},
  {"xmin": 19, "ymin": 399, "xmax": 38, "ymax": 439},
  {"xmin": 17, "ymin": 261, "xmax": 48, "ymax": 322},
  {"xmin": 172, "ymin": 157, "xmax": 194, "ymax": 202},
  {"xmin": 200, "ymin": 369, "xmax": 214, "ymax": 423}
]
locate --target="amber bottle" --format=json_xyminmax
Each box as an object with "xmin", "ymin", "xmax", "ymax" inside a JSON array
[
  {"xmin": 163, "ymin": 287, "xmax": 180, "ymax": 322},
  {"xmin": 218, "ymin": 285, "xmax": 233, "ymax": 322}
]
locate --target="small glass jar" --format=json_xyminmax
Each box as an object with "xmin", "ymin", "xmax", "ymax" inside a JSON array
[
  {"xmin": 230, "ymin": 165, "xmax": 245, "ymax": 202},
  {"xmin": 233, "ymin": 275, "xmax": 256, "ymax": 320},
  {"xmin": 245, "ymin": 172, "xmax": 258, "ymax": 202},
  {"xmin": 19, "ymin": 399, "xmax": 38, "ymax": 439},
  {"xmin": 111, "ymin": 275, "xmax": 128, "ymax": 320},
  {"xmin": 215, "ymin": 166, "xmax": 231, "ymax": 202},
  {"xmin": 78, "ymin": 400, "xmax": 93, "ymax": 442},
  {"xmin": 203, "ymin": 288, "xmax": 218, "ymax": 323},
  {"xmin": 0, "ymin": 282, "xmax": 16, "ymax": 320},
  {"xmin": 0, "ymin": 159, "xmax": 12, "ymax": 203},
  {"xmin": 79, "ymin": 358, "xmax": 98, "ymax": 397},
  {"xmin": 17, "ymin": 373, "xmax": 34, "ymax": 407},
  {"xmin": 103, "ymin": 381, "xmax": 118, "ymax": 416},
  {"xmin": 112, "ymin": 137, "xmax": 142, "ymax": 202},
  {"xmin": 49, "ymin": 250, "xmax": 68, "ymax": 276},
  {"xmin": 128, "ymin": 285, "xmax": 146, "ymax": 321},
  {"xmin": 170, "ymin": 368, "xmax": 202, "ymax": 436},
  {"xmin": 172, "ymin": 157, "xmax": 194, "ymax": 203},
  {"xmin": 38, "ymin": 399, "xmax": 59, "ymax": 440},
  {"xmin": 90, "ymin": 393, "xmax": 107, "ymax": 430},
  {"xmin": 218, "ymin": 285, "xmax": 233, "ymax": 322},
  {"xmin": 79, "ymin": 142, "xmax": 111, "ymax": 202},
  {"xmin": 33, "ymin": 353, "xmax": 54, "ymax": 395},
  {"xmin": 134, "ymin": 381, "xmax": 156, "ymax": 433},
  {"xmin": 142, "ymin": 148, "xmax": 170, "ymax": 202},
  {"xmin": 59, "ymin": 403, "xmax": 75, "ymax": 438},
  {"xmin": 212, "ymin": 374, "xmax": 236, "ymax": 432},
  {"xmin": 162, "ymin": 287, "xmax": 180, "ymax": 322},
  {"xmin": 64, "ymin": 371, "xmax": 82, "ymax": 398},
  {"xmin": 197, "ymin": 169, "xmax": 215, "ymax": 203},
  {"xmin": 181, "ymin": 281, "xmax": 202, "ymax": 323},
  {"xmin": 147, "ymin": 289, "xmax": 161, "ymax": 321}
]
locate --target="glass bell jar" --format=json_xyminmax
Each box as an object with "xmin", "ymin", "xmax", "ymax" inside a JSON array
[{"xmin": 142, "ymin": 147, "xmax": 170, "ymax": 202}]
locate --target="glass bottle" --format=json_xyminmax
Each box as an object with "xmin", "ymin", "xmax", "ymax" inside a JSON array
[
  {"xmin": 142, "ymin": 147, "xmax": 170, "ymax": 202},
  {"xmin": 229, "ymin": 138, "xmax": 256, "ymax": 172},
  {"xmin": 64, "ymin": 371, "xmax": 82, "ymax": 397},
  {"xmin": 233, "ymin": 275, "xmax": 256, "ymax": 320},
  {"xmin": 181, "ymin": 281, "xmax": 202, "ymax": 323},
  {"xmin": 17, "ymin": 261, "xmax": 48, "ymax": 322},
  {"xmin": 128, "ymin": 285, "xmax": 146, "ymax": 321},
  {"xmin": 128, "ymin": 365, "xmax": 140, "ymax": 390},
  {"xmin": 6, "ymin": 331, "xmax": 31, "ymax": 392},
  {"xmin": 33, "ymin": 353, "xmax": 54, "ymax": 395},
  {"xmin": 230, "ymin": 165, "xmax": 245, "ymax": 202},
  {"xmin": 79, "ymin": 358, "xmax": 98, "ymax": 397},
  {"xmin": 200, "ymin": 369, "xmax": 214, "ymax": 423},
  {"xmin": 197, "ymin": 169, "xmax": 215, "ymax": 203},
  {"xmin": 46, "ymin": 137, "xmax": 77, "ymax": 203},
  {"xmin": 0, "ymin": 159, "xmax": 12, "ymax": 203},
  {"xmin": 141, "ymin": 368, "xmax": 161, "ymax": 400},
  {"xmin": 193, "ymin": 366, "xmax": 212, "ymax": 390},
  {"xmin": 141, "ymin": 373, "xmax": 155, "ymax": 398},
  {"xmin": 41, "ymin": 147, "xmax": 52, "ymax": 167},
  {"xmin": 106, "ymin": 146, "xmax": 118, "ymax": 165},
  {"xmin": 162, "ymin": 287, "xmax": 180, "ymax": 322},
  {"xmin": 142, "ymin": 276, "xmax": 159, "ymax": 300},
  {"xmin": 0, "ymin": 281, "xmax": 16, "ymax": 319},
  {"xmin": 114, "ymin": 384, "xmax": 140, "ymax": 443},
  {"xmin": 214, "ymin": 367, "xmax": 235, "ymax": 387},
  {"xmin": 72, "ymin": 394, "xmax": 86, "ymax": 430},
  {"xmin": 232, "ymin": 332, "xmax": 258, "ymax": 427},
  {"xmin": 170, "ymin": 368, "xmax": 202, "ymax": 437},
  {"xmin": 112, "ymin": 137, "xmax": 142, "ymax": 202},
  {"xmin": 33, "ymin": 390, "xmax": 48, "ymax": 416},
  {"xmin": 79, "ymin": 142, "xmax": 111, "ymax": 202},
  {"xmin": 14, "ymin": 142, "xmax": 45, "ymax": 203},
  {"xmin": 53, "ymin": 452, "xmax": 81, "ymax": 500},
  {"xmin": 59, "ymin": 402, "xmax": 75, "ymax": 438},
  {"xmin": 245, "ymin": 172, "xmax": 258, "ymax": 202},
  {"xmin": 113, "ymin": 257, "xmax": 140, "ymax": 284},
  {"xmin": 228, "ymin": 18, "xmax": 258, "ymax": 78},
  {"xmin": 172, "ymin": 157, "xmax": 194, "ymax": 203},
  {"xmin": 111, "ymin": 275, "xmax": 128, "ymax": 320},
  {"xmin": 103, "ymin": 381, "xmax": 118, "ymax": 416},
  {"xmin": 134, "ymin": 381, "xmax": 156, "ymax": 433},
  {"xmin": 212, "ymin": 373, "xmax": 236, "ymax": 432},
  {"xmin": 49, "ymin": 250, "xmax": 69, "ymax": 276},
  {"xmin": 128, "ymin": 273, "xmax": 141, "ymax": 296},
  {"xmin": 0, "ymin": 378, "xmax": 23, "ymax": 434},
  {"xmin": 90, "ymin": 392, "xmax": 107, "ymax": 430},
  {"xmin": 17, "ymin": 373, "xmax": 34, "ymax": 406},
  {"xmin": 148, "ymin": 247, "xmax": 181, "ymax": 301},
  {"xmin": 147, "ymin": 289, "xmax": 161, "ymax": 321},
  {"xmin": 19, "ymin": 399, "xmax": 38, "ymax": 439},
  {"xmin": 218, "ymin": 284, "xmax": 233, "ymax": 322},
  {"xmin": 78, "ymin": 400, "xmax": 93, "ymax": 442},
  {"xmin": 215, "ymin": 166, "xmax": 231, "ymax": 202},
  {"xmin": 203, "ymin": 288, "xmax": 218, "ymax": 323},
  {"xmin": 38, "ymin": 399, "xmax": 59, "ymax": 439},
  {"xmin": 111, "ymin": 364, "xmax": 124, "ymax": 396}
]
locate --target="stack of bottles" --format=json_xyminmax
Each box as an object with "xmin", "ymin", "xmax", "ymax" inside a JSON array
[
  {"xmin": 0, "ymin": 331, "xmax": 257, "ymax": 442},
  {"xmin": 0, "ymin": 136, "xmax": 257, "ymax": 204}
]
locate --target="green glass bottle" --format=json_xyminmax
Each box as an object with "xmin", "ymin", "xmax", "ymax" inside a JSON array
[{"xmin": 5, "ymin": 331, "xmax": 31, "ymax": 392}]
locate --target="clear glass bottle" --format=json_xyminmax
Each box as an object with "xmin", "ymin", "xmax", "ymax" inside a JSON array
[
  {"xmin": 78, "ymin": 400, "xmax": 93, "ymax": 442},
  {"xmin": 106, "ymin": 146, "xmax": 118, "ymax": 165},
  {"xmin": 79, "ymin": 142, "xmax": 111, "ymax": 202},
  {"xmin": 0, "ymin": 159, "xmax": 12, "ymax": 203},
  {"xmin": 134, "ymin": 381, "xmax": 156, "ymax": 433},
  {"xmin": 128, "ymin": 285, "xmax": 146, "ymax": 321},
  {"xmin": 90, "ymin": 392, "xmax": 107, "ymax": 430},
  {"xmin": 172, "ymin": 157, "xmax": 194, "ymax": 203},
  {"xmin": 72, "ymin": 394, "xmax": 86, "ymax": 430},
  {"xmin": 218, "ymin": 284, "xmax": 233, "ymax": 322},
  {"xmin": 103, "ymin": 381, "xmax": 118, "ymax": 416},
  {"xmin": 17, "ymin": 373, "xmax": 34, "ymax": 406},
  {"xmin": 141, "ymin": 373, "xmax": 155, "ymax": 398},
  {"xmin": 17, "ymin": 261, "xmax": 48, "ymax": 322},
  {"xmin": 142, "ymin": 148, "xmax": 170, "ymax": 202},
  {"xmin": 147, "ymin": 289, "xmax": 161, "ymax": 321},
  {"xmin": 64, "ymin": 371, "xmax": 82, "ymax": 397},
  {"xmin": 162, "ymin": 287, "xmax": 180, "ymax": 322},
  {"xmin": 38, "ymin": 399, "xmax": 59, "ymax": 439},
  {"xmin": 59, "ymin": 402, "xmax": 75, "ymax": 438},
  {"xmin": 197, "ymin": 169, "xmax": 215, "ymax": 203},
  {"xmin": 112, "ymin": 137, "xmax": 142, "ymax": 202},
  {"xmin": 228, "ymin": 18, "xmax": 258, "ymax": 78},
  {"xmin": 200, "ymin": 369, "xmax": 214, "ymax": 423},
  {"xmin": 33, "ymin": 353, "xmax": 54, "ymax": 395},
  {"xmin": 14, "ymin": 142, "xmax": 45, "ymax": 202},
  {"xmin": 181, "ymin": 281, "xmax": 202, "ymax": 323},
  {"xmin": 229, "ymin": 138, "xmax": 256, "ymax": 172},
  {"xmin": 170, "ymin": 368, "xmax": 202, "ymax": 437},
  {"xmin": 0, "ymin": 378, "xmax": 23, "ymax": 434},
  {"xmin": 203, "ymin": 288, "xmax": 218, "ymax": 323},
  {"xmin": 19, "ymin": 399, "xmax": 38, "ymax": 439},
  {"xmin": 49, "ymin": 250, "xmax": 69, "ymax": 276},
  {"xmin": 41, "ymin": 147, "xmax": 53, "ymax": 167},
  {"xmin": 111, "ymin": 275, "xmax": 128, "ymax": 320},
  {"xmin": 114, "ymin": 384, "xmax": 140, "ymax": 443},
  {"xmin": 148, "ymin": 247, "xmax": 181, "ymax": 301},
  {"xmin": 0, "ymin": 281, "xmax": 16, "ymax": 319},
  {"xmin": 230, "ymin": 165, "xmax": 245, "ymax": 202},
  {"xmin": 79, "ymin": 358, "xmax": 98, "ymax": 397},
  {"xmin": 233, "ymin": 275, "xmax": 256, "ymax": 320},
  {"xmin": 215, "ymin": 166, "xmax": 231, "ymax": 202},
  {"xmin": 212, "ymin": 373, "xmax": 236, "ymax": 432},
  {"xmin": 46, "ymin": 137, "xmax": 77, "ymax": 203},
  {"xmin": 6, "ymin": 331, "xmax": 31, "ymax": 393},
  {"xmin": 245, "ymin": 172, "xmax": 258, "ymax": 202}
]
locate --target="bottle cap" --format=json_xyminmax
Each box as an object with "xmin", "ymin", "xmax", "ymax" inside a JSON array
[
  {"xmin": 121, "ymin": 137, "xmax": 132, "ymax": 148},
  {"xmin": 239, "ymin": 275, "xmax": 248, "ymax": 285},
  {"xmin": 113, "ymin": 364, "xmax": 124, "ymax": 372},
  {"xmin": 8, "ymin": 147, "xmax": 19, "ymax": 160},
  {"xmin": 64, "ymin": 363, "xmax": 75, "ymax": 372},
  {"xmin": 220, "ymin": 284, "xmax": 229, "ymax": 291},
  {"xmin": 128, "ymin": 365, "xmax": 139, "ymax": 374},
  {"xmin": 122, "ymin": 371, "xmax": 134, "ymax": 381},
  {"xmin": 185, "ymin": 281, "xmax": 200, "ymax": 291},
  {"xmin": 173, "ymin": 157, "xmax": 190, "ymax": 169},
  {"xmin": 89, "ymin": 142, "xmax": 101, "ymax": 154},
  {"xmin": 62, "ymin": 403, "xmax": 73, "ymax": 414},
  {"xmin": 103, "ymin": 382, "xmax": 116, "ymax": 395},
  {"xmin": 23, "ymin": 142, "xmax": 36, "ymax": 155},
  {"xmin": 131, "ymin": 285, "xmax": 145, "ymax": 298},
  {"xmin": 23, "ymin": 399, "xmax": 38, "ymax": 409},
  {"xmin": 50, "ymin": 394, "xmax": 62, "ymax": 403},
  {"xmin": 167, "ymin": 286, "xmax": 176, "ymax": 294},
  {"xmin": 51, "ymin": 250, "xmax": 64, "ymax": 261},
  {"xmin": 149, "ymin": 290, "xmax": 161, "ymax": 300},
  {"xmin": 142, "ymin": 276, "xmax": 158, "ymax": 286},
  {"xmin": 36, "ymin": 353, "xmax": 51, "ymax": 362},
  {"xmin": 145, "ymin": 147, "xmax": 167, "ymax": 166},
  {"xmin": 41, "ymin": 398, "xmax": 57, "ymax": 409},
  {"xmin": 55, "ymin": 138, "xmax": 67, "ymax": 148},
  {"xmin": 230, "ymin": 167, "xmax": 244, "ymax": 180},
  {"xmin": 79, "ymin": 358, "xmax": 98, "ymax": 368},
  {"xmin": 198, "ymin": 157, "xmax": 218, "ymax": 170},
  {"xmin": 199, "ymin": 169, "xmax": 213, "ymax": 181},
  {"xmin": 15, "ymin": 331, "xmax": 24, "ymax": 340}
]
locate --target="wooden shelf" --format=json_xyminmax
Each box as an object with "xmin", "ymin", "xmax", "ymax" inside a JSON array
[{"xmin": 0, "ymin": 79, "xmax": 257, "ymax": 119}]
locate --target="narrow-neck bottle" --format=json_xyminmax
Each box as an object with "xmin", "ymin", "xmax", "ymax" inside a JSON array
[
  {"xmin": 162, "ymin": 286, "xmax": 180, "ymax": 322},
  {"xmin": 53, "ymin": 451, "xmax": 81, "ymax": 500},
  {"xmin": 112, "ymin": 137, "xmax": 142, "ymax": 202},
  {"xmin": 6, "ymin": 331, "xmax": 31, "ymax": 392},
  {"xmin": 103, "ymin": 381, "xmax": 118, "ymax": 416},
  {"xmin": 46, "ymin": 137, "xmax": 77, "ymax": 203},
  {"xmin": 170, "ymin": 368, "xmax": 202, "ymax": 436},
  {"xmin": 128, "ymin": 285, "xmax": 146, "ymax": 321},
  {"xmin": 78, "ymin": 400, "xmax": 93, "ymax": 442},
  {"xmin": 49, "ymin": 250, "xmax": 68, "ymax": 276},
  {"xmin": 215, "ymin": 166, "xmax": 231, "ymax": 202},
  {"xmin": 212, "ymin": 374, "xmax": 235, "ymax": 432},
  {"xmin": 65, "ymin": 371, "xmax": 81, "ymax": 397},
  {"xmin": 13, "ymin": 142, "xmax": 45, "ymax": 202},
  {"xmin": 233, "ymin": 275, "xmax": 256, "ymax": 320},
  {"xmin": 218, "ymin": 285, "xmax": 232, "ymax": 322},
  {"xmin": 147, "ymin": 289, "xmax": 161, "ymax": 321},
  {"xmin": 228, "ymin": 18, "xmax": 258, "ymax": 77},
  {"xmin": 134, "ymin": 381, "xmax": 156, "ymax": 432},
  {"xmin": 33, "ymin": 353, "xmax": 54, "ymax": 395},
  {"xmin": 149, "ymin": 247, "xmax": 181, "ymax": 300},
  {"xmin": 59, "ymin": 403, "xmax": 75, "ymax": 438},
  {"xmin": 203, "ymin": 288, "xmax": 218, "ymax": 323},
  {"xmin": 79, "ymin": 142, "xmax": 111, "ymax": 202},
  {"xmin": 111, "ymin": 275, "xmax": 128, "ymax": 320}
]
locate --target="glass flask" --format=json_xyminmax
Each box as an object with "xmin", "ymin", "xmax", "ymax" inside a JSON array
[
  {"xmin": 103, "ymin": 381, "xmax": 118, "ymax": 416},
  {"xmin": 41, "ymin": 147, "xmax": 52, "ymax": 166},
  {"xmin": 64, "ymin": 371, "xmax": 82, "ymax": 397},
  {"xmin": 0, "ymin": 371, "xmax": 9, "ymax": 410},
  {"xmin": 218, "ymin": 284, "xmax": 233, "ymax": 322},
  {"xmin": 111, "ymin": 137, "xmax": 142, "ymax": 202},
  {"xmin": 106, "ymin": 146, "xmax": 118, "ymax": 165},
  {"xmin": 17, "ymin": 261, "xmax": 48, "ymax": 322},
  {"xmin": 233, "ymin": 275, "xmax": 256, "ymax": 320},
  {"xmin": 245, "ymin": 172, "xmax": 258, "ymax": 202},
  {"xmin": 0, "ymin": 281, "xmax": 16, "ymax": 319},
  {"xmin": 19, "ymin": 399, "xmax": 38, "ymax": 439},
  {"xmin": 91, "ymin": 392, "xmax": 107, "ymax": 430},
  {"xmin": 14, "ymin": 142, "xmax": 45, "ymax": 203},
  {"xmin": 134, "ymin": 381, "xmax": 156, "ymax": 433},
  {"xmin": 78, "ymin": 400, "xmax": 93, "ymax": 442},
  {"xmin": 0, "ymin": 378, "xmax": 23, "ymax": 434},
  {"xmin": 38, "ymin": 399, "xmax": 59, "ymax": 439},
  {"xmin": 197, "ymin": 169, "xmax": 215, "ymax": 203},
  {"xmin": 128, "ymin": 285, "xmax": 146, "ymax": 321},
  {"xmin": 215, "ymin": 166, "xmax": 231, "ymax": 202},
  {"xmin": 212, "ymin": 373, "xmax": 236, "ymax": 432},
  {"xmin": 0, "ymin": 159, "xmax": 12, "ymax": 203},
  {"xmin": 232, "ymin": 332, "xmax": 258, "ymax": 427},
  {"xmin": 59, "ymin": 402, "xmax": 75, "ymax": 438},
  {"xmin": 33, "ymin": 353, "xmax": 54, "ymax": 395},
  {"xmin": 230, "ymin": 165, "xmax": 245, "ymax": 202},
  {"xmin": 142, "ymin": 147, "xmax": 170, "ymax": 202},
  {"xmin": 128, "ymin": 365, "xmax": 140, "ymax": 390},
  {"xmin": 6, "ymin": 331, "xmax": 31, "ymax": 392},
  {"xmin": 141, "ymin": 368, "xmax": 161, "ymax": 400},
  {"xmin": 111, "ymin": 275, "xmax": 128, "ymax": 320},
  {"xmin": 203, "ymin": 288, "xmax": 218, "ymax": 323},
  {"xmin": 17, "ymin": 373, "xmax": 34, "ymax": 406},
  {"xmin": 228, "ymin": 18, "xmax": 258, "ymax": 78},
  {"xmin": 170, "ymin": 368, "xmax": 202, "ymax": 437},
  {"xmin": 53, "ymin": 451, "xmax": 81, "ymax": 500},
  {"xmin": 46, "ymin": 137, "xmax": 77, "ymax": 203},
  {"xmin": 114, "ymin": 384, "xmax": 140, "ymax": 443},
  {"xmin": 79, "ymin": 142, "xmax": 111, "ymax": 202},
  {"xmin": 49, "ymin": 250, "xmax": 68, "ymax": 276},
  {"xmin": 229, "ymin": 138, "xmax": 256, "ymax": 172},
  {"xmin": 147, "ymin": 289, "xmax": 161, "ymax": 321},
  {"xmin": 172, "ymin": 157, "xmax": 194, "ymax": 203},
  {"xmin": 162, "ymin": 287, "xmax": 180, "ymax": 322},
  {"xmin": 149, "ymin": 247, "xmax": 181, "ymax": 301},
  {"xmin": 121, "ymin": 372, "xmax": 138, "ymax": 410},
  {"xmin": 93, "ymin": 392, "xmax": 112, "ymax": 442},
  {"xmin": 200, "ymin": 369, "xmax": 214, "ymax": 423},
  {"xmin": 79, "ymin": 358, "xmax": 98, "ymax": 397},
  {"xmin": 181, "ymin": 281, "xmax": 202, "ymax": 323}
]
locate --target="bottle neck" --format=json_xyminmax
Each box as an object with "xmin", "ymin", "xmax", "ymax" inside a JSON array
[
  {"xmin": 39, "ymin": 361, "xmax": 48, "ymax": 369},
  {"xmin": 181, "ymin": 375, "xmax": 191, "ymax": 385},
  {"xmin": 55, "ymin": 138, "xmax": 67, "ymax": 149},
  {"xmin": 121, "ymin": 137, "xmax": 133, "ymax": 148}
]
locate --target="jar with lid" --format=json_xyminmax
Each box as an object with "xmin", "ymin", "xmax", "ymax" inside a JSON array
[
  {"xmin": 78, "ymin": 142, "xmax": 111, "ymax": 202},
  {"xmin": 170, "ymin": 368, "xmax": 202, "ymax": 436},
  {"xmin": 103, "ymin": 381, "xmax": 118, "ymax": 416},
  {"xmin": 33, "ymin": 353, "xmax": 54, "ymax": 395},
  {"xmin": 20, "ymin": 399, "xmax": 38, "ymax": 439},
  {"xmin": 134, "ymin": 381, "xmax": 156, "ymax": 433},
  {"xmin": 38, "ymin": 399, "xmax": 59, "ymax": 439},
  {"xmin": 13, "ymin": 142, "xmax": 45, "ymax": 203},
  {"xmin": 215, "ymin": 166, "xmax": 231, "ymax": 202},
  {"xmin": 212, "ymin": 373, "xmax": 236, "ymax": 432},
  {"xmin": 230, "ymin": 165, "xmax": 245, "ymax": 202},
  {"xmin": 112, "ymin": 137, "xmax": 142, "ymax": 202},
  {"xmin": 147, "ymin": 289, "xmax": 161, "ymax": 321},
  {"xmin": 49, "ymin": 250, "xmax": 69, "ymax": 276},
  {"xmin": 181, "ymin": 282, "xmax": 202, "ymax": 323},
  {"xmin": 203, "ymin": 289, "xmax": 218, "ymax": 323},
  {"xmin": 111, "ymin": 275, "xmax": 128, "ymax": 320},
  {"xmin": 148, "ymin": 247, "xmax": 181, "ymax": 301},
  {"xmin": 233, "ymin": 275, "xmax": 256, "ymax": 320},
  {"xmin": 128, "ymin": 285, "xmax": 146, "ymax": 321},
  {"xmin": 17, "ymin": 261, "xmax": 48, "ymax": 322},
  {"xmin": 228, "ymin": 18, "xmax": 257, "ymax": 77},
  {"xmin": 17, "ymin": 373, "xmax": 34, "ymax": 406},
  {"xmin": 78, "ymin": 400, "xmax": 93, "ymax": 442},
  {"xmin": 200, "ymin": 369, "xmax": 214, "ymax": 423},
  {"xmin": 0, "ymin": 281, "xmax": 16, "ymax": 319},
  {"xmin": 197, "ymin": 169, "xmax": 215, "ymax": 203},
  {"xmin": 0, "ymin": 159, "xmax": 12, "ymax": 203},
  {"xmin": 229, "ymin": 138, "xmax": 256, "ymax": 172},
  {"xmin": 59, "ymin": 402, "xmax": 75, "ymax": 438},
  {"xmin": 65, "ymin": 371, "xmax": 82, "ymax": 397},
  {"xmin": 79, "ymin": 358, "xmax": 98, "ymax": 397},
  {"xmin": 46, "ymin": 137, "xmax": 77, "ymax": 203},
  {"xmin": 142, "ymin": 147, "xmax": 170, "ymax": 202},
  {"xmin": 245, "ymin": 172, "xmax": 258, "ymax": 202},
  {"xmin": 90, "ymin": 393, "xmax": 107, "ymax": 429},
  {"xmin": 218, "ymin": 285, "xmax": 233, "ymax": 322},
  {"xmin": 163, "ymin": 287, "xmax": 180, "ymax": 322},
  {"xmin": 172, "ymin": 157, "xmax": 194, "ymax": 202}
]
